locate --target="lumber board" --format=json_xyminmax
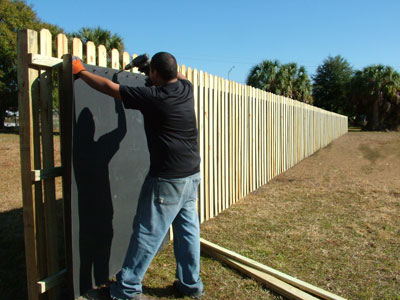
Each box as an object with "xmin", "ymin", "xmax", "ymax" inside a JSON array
[
  {"xmin": 206, "ymin": 250, "xmax": 319, "ymax": 300},
  {"xmin": 213, "ymin": 75, "xmax": 219, "ymax": 215},
  {"xmin": 59, "ymin": 54, "xmax": 74, "ymax": 298},
  {"xmin": 31, "ymin": 167, "xmax": 64, "ymax": 182},
  {"xmin": 244, "ymin": 86, "xmax": 249, "ymax": 194},
  {"xmin": 198, "ymin": 70, "xmax": 205, "ymax": 223},
  {"xmin": 204, "ymin": 73, "xmax": 210, "ymax": 221},
  {"xmin": 31, "ymin": 28, "xmax": 47, "ymax": 289},
  {"xmin": 234, "ymin": 82, "xmax": 239, "ymax": 201},
  {"xmin": 217, "ymin": 77, "xmax": 222, "ymax": 213},
  {"xmin": 228, "ymin": 81, "xmax": 233, "ymax": 205},
  {"xmin": 29, "ymin": 54, "xmax": 62, "ymax": 68},
  {"xmin": 37, "ymin": 269, "xmax": 67, "ymax": 294},
  {"xmin": 17, "ymin": 28, "xmax": 40, "ymax": 300},
  {"xmin": 39, "ymin": 29, "xmax": 61, "ymax": 300},
  {"xmin": 208, "ymin": 74, "xmax": 214, "ymax": 218},
  {"xmin": 200, "ymin": 238, "xmax": 347, "ymax": 300},
  {"xmin": 224, "ymin": 80, "xmax": 229, "ymax": 209}
]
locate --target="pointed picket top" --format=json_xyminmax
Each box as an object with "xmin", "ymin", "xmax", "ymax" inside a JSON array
[
  {"xmin": 86, "ymin": 41, "xmax": 96, "ymax": 65},
  {"xmin": 56, "ymin": 33, "xmax": 68, "ymax": 59},
  {"xmin": 72, "ymin": 38, "xmax": 83, "ymax": 59},
  {"xmin": 180, "ymin": 65, "xmax": 187, "ymax": 77},
  {"xmin": 98, "ymin": 45, "xmax": 107, "ymax": 67},
  {"xmin": 122, "ymin": 52, "xmax": 130, "ymax": 71},
  {"xmin": 40, "ymin": 29, "xmax": 52, "ymax": 57},
  {"xmin": 111, "ymin": 49, "xmax": 119, "ymax": 70}
]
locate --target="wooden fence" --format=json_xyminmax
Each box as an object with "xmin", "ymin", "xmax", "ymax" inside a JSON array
[{"xmin": 17, "ymin": 28, "xmax": 348, "ymax": 300}]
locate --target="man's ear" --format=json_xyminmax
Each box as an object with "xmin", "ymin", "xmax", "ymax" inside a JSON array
[{"xmin": 150, "ymin": 68, "xmax": 161, "ymax": 85}]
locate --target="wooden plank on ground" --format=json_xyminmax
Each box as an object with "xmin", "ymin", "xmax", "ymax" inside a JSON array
[
  {"xmin": 207, "ymin": 251, "xmax": 319, "ymax": 300},
  {"xmin": 200, "ymin": 239, "xmax": 347, "ymax": 300}
]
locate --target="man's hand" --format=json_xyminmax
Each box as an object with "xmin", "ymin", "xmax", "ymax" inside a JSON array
[{"xmin": 72, "ymin": 57, "xmax": 86, "ymax": 76}]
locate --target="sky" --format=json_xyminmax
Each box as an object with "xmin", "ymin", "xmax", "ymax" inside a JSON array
[{"xmin": 27, "ymin": 0, "xmax": 400, "ymax": 84}]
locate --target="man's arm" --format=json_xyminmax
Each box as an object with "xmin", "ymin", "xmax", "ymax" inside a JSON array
[
  {"xmin": 73, "ymin": 57, "xmax": 122, "ymax": 100},
  {"xmin": 79, "ymin": 70, "xmax": 122, "ymax": 100}
]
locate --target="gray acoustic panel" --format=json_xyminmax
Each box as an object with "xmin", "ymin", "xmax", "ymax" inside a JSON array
[{"xmin": 71, "ymin": 65, "xmax": 150, "ymax": 298}]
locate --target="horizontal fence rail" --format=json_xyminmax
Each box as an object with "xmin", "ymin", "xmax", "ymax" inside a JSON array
[{"xmin": 17, "ymin": 28, "xmax": 348, "ymax": 300}]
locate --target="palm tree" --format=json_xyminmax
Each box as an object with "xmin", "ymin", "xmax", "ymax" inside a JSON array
[
  {"xmin": 246, "ymin": 60, "xmax": 280, "ymax": 91},
  {"xmin": 294, "ymin": 66, "xmax": 312, "ymax": 103},
  {"xmin": 70, "ymin": 26, "xmax": 125, "ymax": 61},
  {"xmin": 246, "ymin": 60, "xmax": 312, "ymax": 103},
  {"xmin": 351, "ymin": 65, "xmax": 400, "ymax": 130}
]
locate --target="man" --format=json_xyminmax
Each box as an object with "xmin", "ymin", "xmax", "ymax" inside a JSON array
[{"xmin": 73, "ymin": 52, "xmax": 204, "ymax": 300}]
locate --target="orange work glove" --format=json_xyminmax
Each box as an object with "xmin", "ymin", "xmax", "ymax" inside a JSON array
[{"xmin": 72, "ymin": 56, "xmax": 86, "ymax": 76}]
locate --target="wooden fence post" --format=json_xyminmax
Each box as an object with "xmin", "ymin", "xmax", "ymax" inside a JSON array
[
  {"xmin": 39, "ymin": 28, "xmax": 60, "ymax": 299},
  {"xmin": 17, "ymin": 28, "xmax": 41, "ymax": 300}
]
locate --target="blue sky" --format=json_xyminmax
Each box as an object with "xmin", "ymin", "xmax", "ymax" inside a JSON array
[{"xmin": 28, "ymin": 0, "xmax": 400, "ymax": 84}]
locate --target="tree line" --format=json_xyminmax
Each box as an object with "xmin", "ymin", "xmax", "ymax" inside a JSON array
[
  {"xmin": 1, "ymin": 0, "xmax": 399, "ymax": 131},
  {"xmin": 247, "ymin": 56, "xmax": 400, "ymax": 131}
]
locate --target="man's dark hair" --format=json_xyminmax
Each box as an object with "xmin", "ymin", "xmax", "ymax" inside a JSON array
[{"xmin": 150, "ymin": 52, "xmax": 178, "ymax": 81}]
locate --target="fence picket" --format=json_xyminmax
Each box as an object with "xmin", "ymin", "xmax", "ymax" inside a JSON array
[
  {"xmin": 96, "ymin": 45, "xmax": 106, "ymax": 67},
  {"xmin": 122, "ymin": 52, "xmax": 130, "ymax": 70},
  {"xmin": 72, "ymin": 38, "xmax": 83, "ymax": 59},
  {"xmin": 198, "ymin": 70, "xmax": 205, "ymax": 223},
  {"xmin": 39, "ymin": 28, "xmax": 60, "ymax": 299},
  {"xmin": 56, "ymin": 34, "xmax": 68, "ymax": 59},
  {"xmin": 111, "ymin": 49, "xmax": 119, "ymax": 70},
  {"xmin": 86, "ymin": 41, "xmax": 96, "ymax": 65}
]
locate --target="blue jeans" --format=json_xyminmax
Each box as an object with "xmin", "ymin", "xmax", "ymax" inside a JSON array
[{"xmin": 110, "ymin": 172, "xmax": 203, "ymax": 299}]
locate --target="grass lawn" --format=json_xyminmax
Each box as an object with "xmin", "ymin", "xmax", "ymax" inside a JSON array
[{"xmin": 1, "ymin": 131, "xmax": 399, "ymax": 299}]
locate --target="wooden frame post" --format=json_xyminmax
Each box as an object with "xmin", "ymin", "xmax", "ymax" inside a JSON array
[{"xmin": 18, "ymin": 27, "xmax": 41, "ymax": 300}]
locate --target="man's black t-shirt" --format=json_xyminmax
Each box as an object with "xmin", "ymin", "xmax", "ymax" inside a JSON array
[{"xmin": 119, "ymin": 79, "xmax": 200, "ymax": 178}]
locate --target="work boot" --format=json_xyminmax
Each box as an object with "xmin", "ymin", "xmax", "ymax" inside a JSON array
[
  {"xmin": 172, "ymin": 281, "xmax": 205, "ymax": 299},
  {"xmin": 84, "ymin": 287, "xmax": 157, "ymax": 300},
  {"xmin": 83, "ymin": 287, "xmax": 111, "ymax": 300}
]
